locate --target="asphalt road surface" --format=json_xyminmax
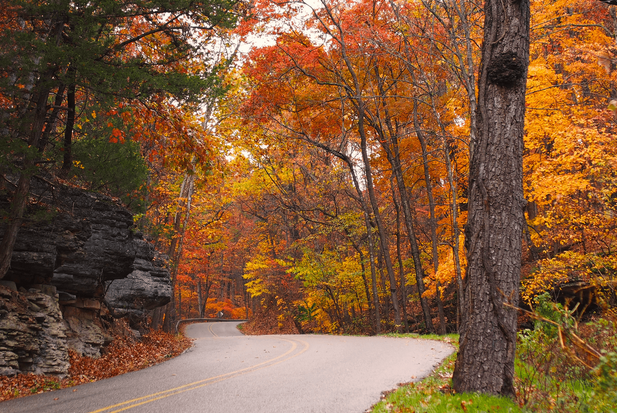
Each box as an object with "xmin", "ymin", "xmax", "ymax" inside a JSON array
[{"xmin": 1, "ymin": 322, "xmax": 454, "ymax": 413}]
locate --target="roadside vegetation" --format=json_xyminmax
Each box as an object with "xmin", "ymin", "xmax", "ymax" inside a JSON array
[{"xmin": 373, "ymin": 300, "xmax": 617, "ymax": 412}]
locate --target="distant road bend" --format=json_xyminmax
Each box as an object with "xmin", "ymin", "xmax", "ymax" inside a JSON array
[{"xmin": 1, "ymin": 322, "xmax": 454, "ymax": 413}]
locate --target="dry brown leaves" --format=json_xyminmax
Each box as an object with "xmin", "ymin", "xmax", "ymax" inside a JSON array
[
  {"xmin": 0, "ymin": 330, "xmax": 192, "ymax": 402},
  {"xmin": 240, "ymin": 316, "xmax": 298, "ymax": 335}
]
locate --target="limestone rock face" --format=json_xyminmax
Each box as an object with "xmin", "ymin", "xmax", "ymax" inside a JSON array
[
  {"xmin": 0, "ymin": 182, "xmax": 172, "ymax": 375},
  {"xmin": 63, "ymin": 306, "xmax": 112, "ymax": 358},
  {"xmin": 5, "ymin": 186, "xmax": 136, "ymax": 296},
  {"xmin": 0, "ymin": 286, "xmax": 69, "ymax": 376},
  {"xmin": 105, "ymin": 238, "xmax": 172, "ymax": 324}
]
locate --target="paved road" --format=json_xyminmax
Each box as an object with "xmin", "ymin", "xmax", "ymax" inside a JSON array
[{"xmin": 0, "ymin": 322, "xmax": 454, "ymax": 413}]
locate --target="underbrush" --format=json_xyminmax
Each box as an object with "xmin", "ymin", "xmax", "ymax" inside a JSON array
[
  {"xmin": 0, "ymin": 329, "xmax": 192, "ymax": 402},
  {"xmin": 373, "ymin": 295, "xmax": 617, "ymax": 412},
  {"xmin": 515, "ymin": 293, "xmax": 617, "ymax": 412}
]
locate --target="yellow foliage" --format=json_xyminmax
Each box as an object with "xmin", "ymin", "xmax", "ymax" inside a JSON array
[
  {"xmin": 521, "ymin": 251, "xmax": 617, "ymax": 305},
  {"xmin": 424, "ymin": 238, "xmax": 466, "ymax": 299}
]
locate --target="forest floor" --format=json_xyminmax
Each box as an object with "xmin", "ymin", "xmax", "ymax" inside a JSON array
[
  {"xmin": 0, "ymin": 329, "xmax": 192, "ymax": 402},
  {"xmin": 238, "ymin": 315, "xmax": 298, "ymax": 335}
]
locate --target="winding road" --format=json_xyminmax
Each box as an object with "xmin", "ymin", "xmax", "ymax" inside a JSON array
[{"xmin": 1, "ymin": 322, "xmax": 454, "ymax": 413}]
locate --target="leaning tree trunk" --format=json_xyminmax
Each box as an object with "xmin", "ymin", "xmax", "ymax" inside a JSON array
[
  {"xmin": 452, "ymin": 0, "xmax": 530, "ymax": 397},
  {"xmin": 0, "ymin": 83, "xmax": 52, "ymax": 279}
]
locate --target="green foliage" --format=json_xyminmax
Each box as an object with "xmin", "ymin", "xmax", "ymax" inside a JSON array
[
  {"xmin": 377, "ymin": 299, "xmax": 617, "ymax": 412},
  {"xmin": 588, "ymin": 350, "xmax": 617, "ymax": 411},
  {"xmin": 295, "ymin": 303, "xmax": 317, "ymax": 322},
  {"xmin": 516, "ymin": 295, "xmax": 617, "ymax": 412},
  {"xmin": 69, "ymin": 137, "xmax": 148, "ymax": 212},
  {"xmin": 531, "ymin": 292, "xmax": 574, "ymax": 338},
  {"xmin": 1, "ymin": 0, "xmax": 240, "ymax": 104}
]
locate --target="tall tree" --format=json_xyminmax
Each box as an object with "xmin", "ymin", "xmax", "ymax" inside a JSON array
[{"xmin": 452, "ymin": 0, "xmax": 530, "ymax": 397}]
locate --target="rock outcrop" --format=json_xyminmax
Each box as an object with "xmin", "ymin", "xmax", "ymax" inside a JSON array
[
  {"xmin": 0, "ymin": 181, "xmax": 171, "ymax": 376},
  {"xmin": 5, "ymin": 186, "xmax": 136, "ymax": 296},
  {"xmin": 105, "ymin": 237, "xmax": 172, "ymax": 326},
  {"xmin": 0, "ymin": 284, "xmax": 69, "ymax": 376}
]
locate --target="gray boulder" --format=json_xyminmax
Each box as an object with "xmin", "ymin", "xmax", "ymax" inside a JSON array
[
  {"xmin": 105, "ymin": 238, "xmax": 172, "ymax": 325},
  {"xmin": 4, "ymin": 186, "xmax": 136, "ymax": 296}
]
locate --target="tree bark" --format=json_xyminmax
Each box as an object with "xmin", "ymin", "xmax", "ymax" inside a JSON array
[{"xmin": 452, "ymin": 0, "xmax": 530, "ymax": 397}]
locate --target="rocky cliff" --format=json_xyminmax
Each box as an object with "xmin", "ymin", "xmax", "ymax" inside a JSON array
[{"xmin": 0, "ymin": 182, "xmax": 171, "ymax": 376}]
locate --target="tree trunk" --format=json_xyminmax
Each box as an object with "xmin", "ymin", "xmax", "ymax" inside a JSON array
[
  {"xmin": 453, "ymin": 0, "xmax": 530, "ymax": 397},
  {"xmin": 415, "ymin": 118, "xmax": 446, "ymax": 335},
  {"xmin": 444, "ymin": 140, "xmax": 464, "ymax": 329},
  {"xmin": 198, "ymin": 279, "xmax": 206, "ymax": 318},
  {"xmin": 164, "ymin": 173, "xmax": 195, "ymax": 331},
  {"xmin": 357, "ymin": 107, "xmax": 402, "ymax": 332},
  {"xmin": 60, "ymin": 80, "xmax": 76, "ymax": 177},
  {"xmin": 0, "ymin": 83, "xmax": 52, "ymax": 279},
  {"xmin": 369, "ymin": 68, "xmax": 435, "ymax": 334},
  {"xmin": 201, "ymin": 280, "xmax": 213, "ymax": 318},
  {"xmin": 390, "ymin": 179, "xmax": 410, "ymax": 332},
  {"xmin": 40, "ymin": 85, "xmax": 66, "ymax": 152},
  {"xmin": 177, "ymin": 286, "xmax": 182, "ymax": 319},
  {"xmin": 348, "ymin": 236, "xmax": 376, "ymax": 332},
  {"xmin": 375, "ymin": 140, "xmax": 433, "ymax": 332}
]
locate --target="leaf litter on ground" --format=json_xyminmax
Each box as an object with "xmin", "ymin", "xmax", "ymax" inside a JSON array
[{"xmin": 0, "ymin": 329, "xmax": 192, "ymax": 402}]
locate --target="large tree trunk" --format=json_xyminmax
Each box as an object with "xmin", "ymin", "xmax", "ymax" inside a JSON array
[{"xmin": 452, "ymin": 0, "xmax": 530, "ymax": 397}]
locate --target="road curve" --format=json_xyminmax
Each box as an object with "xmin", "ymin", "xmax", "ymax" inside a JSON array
[{"xmin": 0, "ymin": 322, "xmax": 454, "ymax": 413}]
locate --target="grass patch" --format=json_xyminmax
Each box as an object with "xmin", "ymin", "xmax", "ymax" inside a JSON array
[{"xmin": 380, "ymin": 332, "xmax": 459, "ymax": 344}]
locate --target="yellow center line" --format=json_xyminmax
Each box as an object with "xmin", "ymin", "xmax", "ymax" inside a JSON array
[
  {"xmin": 89, "ymin": 337, "xmax": 310, "ymax": 413},
  {"xmin": 208, "ymin": 323, "xmax": 218, "ymax": 337}
]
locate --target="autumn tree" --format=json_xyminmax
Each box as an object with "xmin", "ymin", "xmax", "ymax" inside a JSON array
[
  {"xmin": 452, "ymin": 0, "xmax": 530, "ymax": 397},
  {"xmin": 0, "ymin": 0, "xmax": 243, "ymax": 279},
  {"xmin": 520, "ymin": 0, "xmax": 617, "ymax": 305}
]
